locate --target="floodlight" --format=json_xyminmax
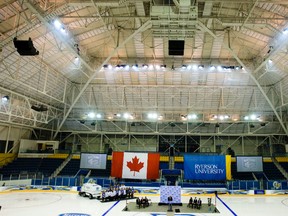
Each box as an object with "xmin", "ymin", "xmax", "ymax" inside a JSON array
[{"xmin": 1, "ymin": 96, "xmax": 9, "ymax": 102}]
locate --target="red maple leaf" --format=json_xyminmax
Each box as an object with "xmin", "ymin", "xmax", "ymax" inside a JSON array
[{"xmin": 126, "ymin": 156, "xmax": 144, "ymax": 176}]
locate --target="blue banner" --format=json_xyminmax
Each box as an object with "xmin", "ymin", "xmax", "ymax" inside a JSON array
[{"xmin": 184, "ymin": 155, "xmax": 226, "ymax": 180}]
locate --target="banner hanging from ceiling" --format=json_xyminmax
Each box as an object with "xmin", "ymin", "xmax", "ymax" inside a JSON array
[{"xmin": 184, "ymin": 154, "xmax": 226, "ymax": 180}]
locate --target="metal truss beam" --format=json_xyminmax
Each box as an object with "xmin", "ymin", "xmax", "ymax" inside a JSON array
[{"xmin": 197, "ymin": 21, "xmax": 288, "ymax": 135}]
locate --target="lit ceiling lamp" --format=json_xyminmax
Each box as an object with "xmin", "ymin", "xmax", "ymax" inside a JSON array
[
  {"xmin": 244, "ymin": 116, "xmax": 249, "ymax": 120},
  {"xmin": 187, "ymin": 114, "xmax": 197, "ymax": 120},
  {"xmin": 132, "ymin": 64, "xmax": 138, "ymax": 69},
  {"xmin": 180, "ymin": 115, "xmax": 187, "ymax": 120},
  {"xmin": 96, "ymin": 113, "xmax": 102, "ymax": 119},
  {"xmin": 88, "ymin": 112, "xmax": 95, "ymax": 118},
  {"xmin": 250, "ymin": 114, "xmax": 257, "ymax": 120},
  {"xmin": 192, "ymin": 65, "xmax": 198, "ymax": 70},
  {"xmin": 219, "ymin": 115, "xmax": 225, "ymax": 120},
  {"xmin": 103, "ymin": 64, "xmax": 112, "ymax": 69},
  {"xmin": 53, "ymin": 19, "xmax": 62, "ymax": 29},
  {"xmin": 1, "ymin": 96, "xmax": 9, "ymax": 102},
  {"xmin": 142, "ymin": 64, "xmax": 148, "ymax": 69},
  {"xmin": 116, "ymin": 64, "xmax": 123, "ymax": 69},
  {"xmin": 123, "ymin": 113, "xmax": 131, "ymax": 119},
  {"xmin": 114, "ymin": 113, "xmax": 121, "ymax": 118},
  {"xmin": 148, "ymin": 113, "xmax": 158, "ymax": 119},
  {"xmin": 60, "ymin": 27, "xmax": 67, "ymax": 35},
  {"xmin": 198, "ymin": 65, "xmax": 204, "ymax": 69}
]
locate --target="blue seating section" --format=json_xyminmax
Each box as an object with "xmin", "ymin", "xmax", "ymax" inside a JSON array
[
  {"xmin": 0, "ymin": 158, "xmax": 41, "ymax": 177},
  {"xmin": 174, "ymin": 162, "xmax": 184, "ymax": 170},
  {"xmin": 263, "ymin": 162, "xmax": 285, "ymax": 180},
  {"xmin": 58, "ymin": 159, "xmax": 80, "ymax": 176},
  {"xmin": 39, "ymin": 158, "xmax": 64, "ymax": 177},
  {"xmin": 0, "ymin": 158, "xmax": 64, "ymax": 178},
  {"xmin": 90, "ymin": 160, "xmax": 111, "ymax": 177},
  {"xmin": 279, "ymin": 162, "xmax": 288, "ymax": 173},
  {"xmin": 231, "ymin": 162, "xmax": 254, "ymax": 180},
  {"xmin": 159, "ymin": 162, "xmax": 169, "ymax": 169}
]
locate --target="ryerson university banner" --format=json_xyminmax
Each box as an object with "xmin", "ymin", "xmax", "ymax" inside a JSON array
[{"xmin": 184, "ymin": 155, "xmax": 226, "ymax": 180}]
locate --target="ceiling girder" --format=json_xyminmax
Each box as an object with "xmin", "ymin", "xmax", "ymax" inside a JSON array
[{"xmin": 197, "ymin": 21, "xmax": 288, "ymax": 135}]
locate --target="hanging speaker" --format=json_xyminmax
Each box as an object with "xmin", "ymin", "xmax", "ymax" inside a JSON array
[
  {"xmin": 13, "ymin": 37, "xmax": 39, "ymax": 56},
  {"xmin": 168, "ymin": 40, "xmax": 185, "ymax": 56}
]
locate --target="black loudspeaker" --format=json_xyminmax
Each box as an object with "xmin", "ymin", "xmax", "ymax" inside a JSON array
[
  {"xmin": 31, "ymin": 105, "xmax": 48, "ymax": 112},
  {"xmin": 168, "ymin": 40, "xmax": 185, "ymax": 56},
  {"xmin": 175, "ymin": 209, "xmax": 180, "ymax": 213},
  {"xmin": 13, "ymin": 37, "xmax": 39, "ymax": 56}
]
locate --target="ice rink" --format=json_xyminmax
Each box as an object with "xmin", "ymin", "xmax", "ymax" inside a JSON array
[{"xmin": 0, "ymin": 191, "xmax": 287, "ymax": 216}]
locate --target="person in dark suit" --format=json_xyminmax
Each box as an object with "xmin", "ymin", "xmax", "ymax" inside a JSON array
[
  {"xmin": 168, "ymin": 196, "xmax": 173, "ymax": 211},
  {"xmin": 197, "ymin": 198, "xmax": 202, "ymax": 209},
  {"xmin": 193, "ymin": 197, "xmax": 197, "ymax": 208},
  {"xmin": 187, "ymin": 197, "xmax": 193, "ymax": 208},
  {"xmin": 136, "ymin": 197, "xmax": 141, "ymax": 208}
]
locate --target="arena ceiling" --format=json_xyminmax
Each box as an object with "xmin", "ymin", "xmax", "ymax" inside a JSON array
[{"xmin": 1, "ymin": 0, "xmax": 288, "ymax": 137}]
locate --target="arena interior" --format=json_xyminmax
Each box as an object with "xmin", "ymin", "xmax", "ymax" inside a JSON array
[{"xmin": 0, "ymin": 1, "xmax": 288, "ymax": 216}]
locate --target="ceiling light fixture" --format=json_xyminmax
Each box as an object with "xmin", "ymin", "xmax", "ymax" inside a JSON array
[
  {"xmin": 1, "ymin": 96, "xmax": 9, "ymax": 102},
  {"xmin": 148, "ymin": 113, "xmax": 158, "ymax": 119},
  {"xmin": 181, "ymin": 65, "xmax": 187, "ymax": 69},
  {"xmin": 53, "ymin": 19, "xmax": 62, "ymax": 29},
  {"xmin": 123, "ymin": 113, "xmax": 131, "ymax": 119},
  {"xmin": 187, "ymin": 114, "xmax": 197, "ymax": 120},
  {"xmin": 142, "ymin": 64, "xmax": 148, "ymax": 69},
  {"xmin": 96, "ymin": 113, "xmax": 102, "ymax": 119},
  {"xmin": 88, "ymin": 112, "xmax": 95, "ymax": 118}
]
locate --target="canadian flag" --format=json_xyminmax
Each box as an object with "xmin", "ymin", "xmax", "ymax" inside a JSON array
[{"xmin": 111, "ymin": 152, "xmax": 160, "ymax": 179}]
